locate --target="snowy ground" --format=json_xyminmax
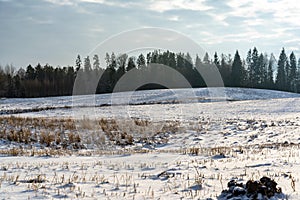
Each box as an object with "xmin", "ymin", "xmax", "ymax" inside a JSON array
[{"xmin": 0, "ymin": 88, "xmax": 300, "ymax": 199}]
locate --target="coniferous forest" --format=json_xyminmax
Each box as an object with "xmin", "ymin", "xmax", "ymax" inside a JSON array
[{"xmin": 1, "ymin": 47, "xmax": 300, "ymax": 98}]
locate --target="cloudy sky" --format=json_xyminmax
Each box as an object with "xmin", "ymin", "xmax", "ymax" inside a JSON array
[{"xmin": 0, "ymin": 0, "xmax": 300, "ymax": 68}]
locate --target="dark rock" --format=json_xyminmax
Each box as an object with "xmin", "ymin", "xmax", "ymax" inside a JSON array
[
  {"xmin": 227, "ymin": 180, "xmax": 236, "ymax": 188},
  {"xmin": 246, "ymin": 180, "xmax": 260, "ymax": 194},
  {"xmin": 218, "ymin": 176, "xmax": 284, "ymax": 200},
  {"xmin": 233, "ymin": 186, "xmax": 246, "ymax": 196}
]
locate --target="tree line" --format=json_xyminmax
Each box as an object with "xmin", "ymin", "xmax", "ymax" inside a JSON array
[{"xmin": 1, "ymin": 47, "xmax": 300, "ymax": 98}]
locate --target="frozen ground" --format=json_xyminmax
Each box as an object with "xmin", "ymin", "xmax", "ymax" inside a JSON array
[
  {"xmin": 0, "ymin": 88, "xmax": 300, "ymax": 199},
  {"xmin": 1, "ymin": 87, "xmax": 299, "ymax": 116}
]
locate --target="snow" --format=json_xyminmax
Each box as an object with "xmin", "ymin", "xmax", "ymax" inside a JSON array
[
  {"xmin": 1, "ymin": 87, "xmax": 299, "ymax": 116},
  {"xmin": 0, "ymin": 87, "xmax": 300, "ymax": 199}
]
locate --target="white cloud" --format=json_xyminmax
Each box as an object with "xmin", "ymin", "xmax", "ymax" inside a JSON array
[
  {"xmin": 286, "ymin": 46, "xmax": 299, "ymax": 52},
  {"xmin": 284, "ymin": 39, "xmax": 300, "ymax": 44},
  {"xmin": 77, "ymin": 0, "xmax": 140, "ymax": 8},
  {"xmin": 227, "ymin": 0, "xmax": 300, "ymax": 26},
  {"xmin": 43, "ymin": 0, "xmax": 75, "ymax": 6},
  {"xmin": 168, "ymin": 15, "xmax": 180, "ymax": 21},
  {"xmin": 147, "ymin": 0, "xmax": 212, "ymax": 13},
  {"xmin": 208, "ymin": 13, "xmax": 229, "ymax": 26},
  {"xmin": 26, "ymin": 17, "xmax": 53, "ymax": 25}
]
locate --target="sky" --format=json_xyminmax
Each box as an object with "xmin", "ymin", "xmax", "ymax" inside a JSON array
[{"xmin": 0, "ymin": 0, "xmax": 300, "ymax": 68}]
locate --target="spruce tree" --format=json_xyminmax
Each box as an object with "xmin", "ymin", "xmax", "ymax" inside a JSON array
[
  {"xmin": 289, "ymin": 52, "xmax": 297, "ymax": 92},
  {"xmin": 276, "ymin": 48, "xmax": 287, "ymax": 91},
  {"xmin": 213, "ymin": 52, "xmax": 220, "ymax": 67},
  {"xmin": 251, "ymin": 47, "xmax": 259, "ymax": 87},
  {"xmin": 75, "ymin": 55, "xmax": 82, "ymax": 72},
  {"xmin": 267, "ymin": 53, "xmax": 275, "ymax": 89},
  {"xmin": 203, "ymin": 52, "xmax": 210, "ymax": 64},
  {"xmin": 231, "ymin": 50, "xmax": 244, "ymax": 87},
  {"xmin": 245, "ymin": 49, "xmax": 252, "ymax": 86},
  {"xmin": 93, "ymin": 54, "xmax": 100, "ymax": 71},
  {"xmin": 115, "ymin": 53, "xmax": 128, "ymax": 83},
  {"xmin": 137, "ymin": 54, "xmax": 146, "ymax": 69},
  {"xmin": 84, "ymin": 56, "xmax": 92, "ymax": 72},
  {"xmin": 126, "ymin": 56, "xmax": 136, "ymax": 72}
]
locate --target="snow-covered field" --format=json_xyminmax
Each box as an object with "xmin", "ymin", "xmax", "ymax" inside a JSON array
[{"xmin": 0, "ymin": 88, "xmax": 300, "ymax": 199}]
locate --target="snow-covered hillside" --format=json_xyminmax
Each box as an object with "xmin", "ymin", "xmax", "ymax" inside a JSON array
[
  {"xmin": 0, "ymin": 88, "xmax": 300, "ymax": 199},
  {"xmin": 1, "ymin": 87, "xmax": 300, "ymax": 116}
]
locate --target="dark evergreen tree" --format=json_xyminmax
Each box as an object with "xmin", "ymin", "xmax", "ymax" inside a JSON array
[
  {"xmin": 115, "ymin": 53, "xmax": 128, "ymax": 81},
  {"xmin": 2, "ymin": 47, "xmax": 300, "ymax": 98},
  {"xmin": 93, "ymin": 54, "xmax": 100, "ymax": 71},
  {"xmin": 276, "ymin": 48, "xmax": 287, "ymax": 91},
  {"xmin": 168, "ymin": 52, "xmax": 176, "ymax": 69},
  {"xmin": 25, "ymin": 65, "xmax": 35, "ymax": 80},
  {"xmin": 75, "ymin": 55, "xmax": 82, "ymax": 72},
  {"xmin": 261, "ymin": 53, "xmax": 269, "ymax": 87},
  {"xmin": 0, "ymin": 66, "xmax": 5, "ymax": 96},
  {"xmin": 251, "ymin": 47, "xmax": 259, "ymax": 87},
  {"xmin": 35, "ymin": 63, "xmax": 44, "ymax": 82},
  {"xmin": 219, "ymin": 54, "xmax": 232, "ymax": 86},
  {"xmin": 136, "ymin": 53, "xmax": 146, "ymax": 69},
  {"xmin": 245, "ymin": 49, "xmax": 252, "ymax": 86},
  {"xmin": 151, "ymin": 50, "xmax": 159, "ymax": 63},
  {"xmin": 289, "ymin": 52, "xmax": 297, "ymax": 92},
  {"xmin": 105, "ymin": 53, "xmax": 110, "ymax": 68},
  {"xmin": 126, "ymin": 56, "xmax": 136, "ymax": 72},
  {"xmin": 266, "ymin": 53, "xmax": 275, "ymax": 89},
  {"xmin": 84, "ymin": 56, "xmax": 92, "ymax": 72},
  {"xmin": 176, "ymin": 52, "xmax": 185, "ymax": 70},
  {"xmin": 110, "ymin": 53, "xmax": 117, "ymax": 71},
  {"xmin": 195, "ymin": 54, "xmax": 202, "ymax": 68},
  {"xmin": 213, "ymin": 52, "xmax": 220, "ymax": 67},
  {"xmin": 257, "ymin": 53, "xmax": 265, "ymax": 87},
  {"xmin": 203, "ymin": 52, "xmax": 210, "ymax": 64},
  {"xmin": 146, "ymin": 52, "xmax": 152, "ymax": 64},
  {"xmin": 185, "ymin": 53, "xmax": 193, "ymax": 68},
  {"xmin": 231, "ymin": 50, "xmax": 244, "ymax": 87}
]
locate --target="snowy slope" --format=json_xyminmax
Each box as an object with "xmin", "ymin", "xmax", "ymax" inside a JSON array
[
  {"xmin": 1, "ymin": 87, "xmax": 300, "ymax": 117},
  {"xmin": 0, "ymin": 88, "xmax": 300, "ymax": 199}
]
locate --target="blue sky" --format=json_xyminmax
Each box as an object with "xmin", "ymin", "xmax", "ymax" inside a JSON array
[{"xmin": 0, "ymin": 0, "xmax": 300, "ymax": 68}]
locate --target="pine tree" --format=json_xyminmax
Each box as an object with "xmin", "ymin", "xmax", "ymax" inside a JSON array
[
  {"xmin": 176, "ymin": 53, "xmax": 185, "ymax": 69},
  {"xmin": 267, "ymin": 53, "xmax": 275, "ymax": 89},
  {"xmin": 261, "ymin": 53, "xmax": 269, "ymax": 87},
  {"xmin": 185, "ymin": 53, "xmax": 193, "ymax": 68},
  {"xmin": 75, "ymin": 55, "xmax": 82, "ymax": 72},
  {"xmin": 110, "ymin": 53, "xmax": 117, "ymax": 71},
  {"xmin": 168, "ymin": 52, "xmax": 176, "ymax": 69},
  {"xmin": 93, "ymin": 54, "xmax": 100, "ymax": 71},
  {"xmin": 151, "ymin": 50, "xmax": 159, "ymax": 63},
  {"xmin": 84, "ymin": 56, "xmax": 92, "ymax": 72},
  {"xmin": 289, "ymin": 52, "xmax": 297, "ymax": 92},
  {"xmin": 195, "ymin": 54, "xmax": 202, "ymax": 68},
  {"xmin": 251, "ymin": 47, "xmax": 259, "ymax": 87},
  {"xmin": 203, "ymin": 52, "xmax": 210, "ymax": 64},
  {"xmin": 296, "ymin": 58, "xmax": 300, "ymax": 92},
  {"xmin": 213, "ymin": 52, "xmax": 220, "ymax": 67},
  {"xmin": 285, "ymin": 59, "xmax": 291, "ymax": 90},
  {"xmin": 245, "ymin": 49, "xmax": 252, "ymax": 86},
  {"xmin": 136, "ymin": 54, "xmax": 146, "ymax": 69},
  {"xmin": 105, "ymin": 53, "xmax": 110, "ymax": 68},
  {"xmin": 257, "ymin": 53, "xmax": 266, "ymax": 87},
  {"xmin": 146, "ymin": 52, "xmax": 152, "ymax": 64},
  {"xmin": 25, "ymin": 65, "xmax": 36, "ymax": 80},
  {"xmin": 231, "ymin": 50, "xmax": 244, "ymax": 87},
  {"xmin": 219, "ymin": 54, "xmax": 231, "ymax": 86},
  {"xmin": 116, "ymin": 53, "xmax": 128, "ymax": 80},
  {"xmin": 35, "ymin": 63, "xmax": 44, "ymax": 82},
  {"xmin": 126, "ymin": 56, "xmax": 136, "ymax": 72},
  {"xmin": 276, "ymin": 48, "xmax": 287, "ymax": 91}
]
